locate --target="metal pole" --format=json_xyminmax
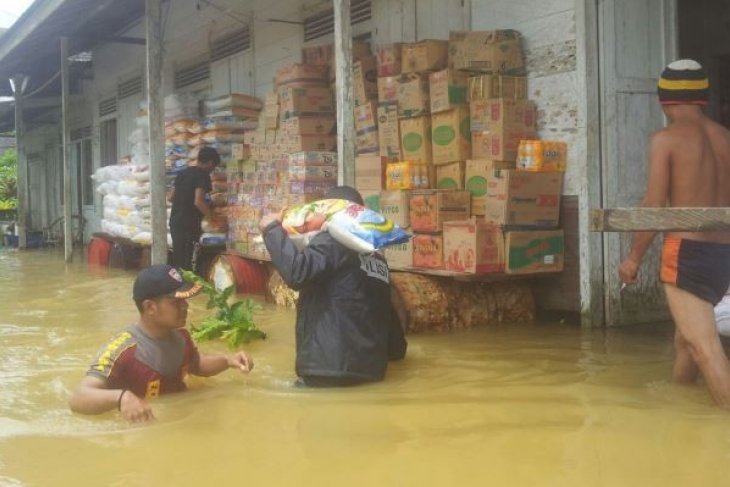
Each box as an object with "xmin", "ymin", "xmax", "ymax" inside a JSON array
[
  {"xmin": 12, "ymin": 75, "xmax": 28, "ymax": 249},
  {"xmin": 61, "ymin": 37, "xmax": 73, "ymax": 262},
  {"xmin": 333, "ymin": 0, "xmax": 355, "ymax": 186},
  {"xmin": 146, "ymin": 0, "xmax": 167, "ymax": 265}
]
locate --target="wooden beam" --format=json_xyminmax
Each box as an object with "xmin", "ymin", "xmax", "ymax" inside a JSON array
[
  {"xmin": 591, "ymin": 208, "xmax": 730, "ymax": 232},
  {"xmin": 61, "ymin": 36, "xmax": 73, "ymax": 262},
  {"xmin": 146, "ymin": 0, "xmax": 167, "ymax": 266},
  {"xmin": 333, "ymin": 0, "xmax": 355, "ymax": 187},
  {"xmin": 12, "ymin": 75, "xmax": 28, "ymax": 249}
]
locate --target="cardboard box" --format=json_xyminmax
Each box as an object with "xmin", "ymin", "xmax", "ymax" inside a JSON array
[
  {"xmin": 449, "ymin": 30, "xmax": 525, "ymax": 74},
  {"xmin": 409, "ymin": 190, "xmax": 471, "ymax": 233},
  {"xmin": 288, "ymin": 151, "xmax": 337, "ymax": 166},
  {"xmin": 470, "ymin": 99, "xmax": 536, "ymax": 132},
  {"xmin": 353, "ymin": 57, "xmax": 378, "ymax": 106},
  {"xmin": 505, "ymin": 230, "xmax": 564, "ymax": 274},
  {"xmin": 472, "ymin": 127, "xmax": 536, "ymax": 163},
  {"xmin": 484, "ymin": 170, "xmax": 563, "ymax": 228},
  {"xmin": 288, "ymin": 180, "xmax": 336, "ymax": 195},
  {"xmin": 356, "ymin": 127, "xmax": 379, "ymax": 154},
  {"xmin": 279, "ymin": 87, "xmax": 334, "ymax": 119},
  {"xmin": 377, "ymin": 76, "xmax": 400, "ymax": 105},
  {"xmin": 282, "ymin": 116, "xmax": 336, "ymax": 135},
  {"xmin": 376, "ymin": 43, "xmax": 402, "ymax": 77},
  {"xmin": 435, "ymin": 161, "xmax": 465, "ymax": 189},
  {"xmin": 288, "ymin": 165, "xmax": 337, "ymax": 182},
  {"xmin": 398, "ymin": 73, "xmax": 430, "ymax": 118},
  {"xmin": 432, "ymin": 107, "xmax": 471, "ymax": 164},
  {"xmin": 380, "ymin": 190, "xmax": 411, "ymax": 228},
  {"xmin": 360, "ymin": 189, "xmax": 381, "ymax": 213},
  {"xmin": 467, "ymin": 75, "xmax": 528, "ymax": 101},
  {"xmin": 355, "ymin": 101, "xmax": 378, "ymax": 133},
  {"xmin": 465, "ymin": 159, "xmax": 515, "ymax": 216},
  {"xmin": 430, "ymin": 69, "xmax": 468, "ymax": 113},
  {"xmin": 377, "ymin": 104, "xmax": 402, "ymax": 161},
  {"xmin": 412, "ymin": 233, "xmax": 444, "ymax": 269},
  {"xmin": 402, "ymin": 40, "xmax": 449, "ymax": 74},
  {"xmin": 355, "ymin": 155, "xmax": 387, "ymax": 190},
  {"xmin": 383, "ymin": 240, "xmax": 412, "ymax": 269},
  {"xmin": 288, "ymin": 134, "xmax": 337, "ymax": 152},
  {"xmin": 400, "ymin": 116, "xmax": 432, "ymax": 164},
  {"xmin": 276, "ymin": 64, "xmax": 328, "ymax": 87},
  {"xmin": 443, "ymin": 220, "xmax": 505, "ymax": 273}
]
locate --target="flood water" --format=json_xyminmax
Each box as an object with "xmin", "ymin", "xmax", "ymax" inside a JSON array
[{"xmin": 1, "ymin": 249, "xmax": 729, "ymax": 486}]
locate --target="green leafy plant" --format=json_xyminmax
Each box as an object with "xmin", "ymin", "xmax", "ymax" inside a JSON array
[
  {"xmin": 181, "ymin": 270, "xmax": 266, "ymax": 348},
  {"xmin": 0, "ymin": 199, "xmax": 15, "ymax": 210},
  {"xmin": 0, "ymin": 149, "xmax": 17, "ymax": 208}
]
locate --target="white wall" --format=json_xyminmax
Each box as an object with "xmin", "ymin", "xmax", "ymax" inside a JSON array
[{"xmin": 471, "ymin": 0, "xmax": 583, "ymax": 196}]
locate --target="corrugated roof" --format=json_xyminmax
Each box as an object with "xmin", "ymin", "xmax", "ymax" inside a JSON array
[{"xmin": 0, "ymin": 0, "xmax": 145, "ymax": 98}]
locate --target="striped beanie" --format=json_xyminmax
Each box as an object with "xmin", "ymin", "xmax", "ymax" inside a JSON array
[{"xmin": 658, "ymin": 59, "xmax": 709, "ymax": 106}]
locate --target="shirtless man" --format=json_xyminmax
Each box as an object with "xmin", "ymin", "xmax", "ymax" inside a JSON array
[{"xmin": 618, "ymin": 59, "xmax": 730, "ymax": 408}]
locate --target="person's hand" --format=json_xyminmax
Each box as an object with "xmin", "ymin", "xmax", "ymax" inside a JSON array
[
  {"xmin": 618, "ymin": 258, "xmax": 640, "ymax": 284},
  {"xmin": 258, "ymin": 210, "xmax": 283, "ymax": 233},
  {"xmin": 227, "ymin": 351, "xmax": 254, "ymax": 373},
  {"xmin": 119, "ymin": 390, "xmax": 154, "ymax": 423}
]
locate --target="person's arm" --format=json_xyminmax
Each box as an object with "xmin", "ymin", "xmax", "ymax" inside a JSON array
[
  {"xmin": 193, "ymin": 351, "xmax": 254, "ymax": 377},
  {"xmin": 167, "ymin": 188, "xmax": 175, "ymax": 205},
  {"xmin": 69, "ymin": 376, "xmax": 154, "ymax": 422},
  {"xmin": 194, "ymin": 187, "xmax": 214, "ymax": 220},
  {"xmin": 619, "ymin": 131, "xmax": 672, "ymax": 283},
  {"xmin": 261, "ymin": 220, "xmax": 340, "ymax": 290}
]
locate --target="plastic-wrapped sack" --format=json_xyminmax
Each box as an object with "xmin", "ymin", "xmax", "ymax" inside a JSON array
[
  {"xmin": 204, "ymin": 94, "xmax": 263, "ymax": 112},
  {"xmin": 715, "ymin": 293, "xmax": 730, "ymax": 337},
  {"xmin": 201, "ymin": 117, "xmax": 258, "ymax": 132},
  {"xmin": 282, "ymin": 199, "xmax": 410, "ymax": 254},
  {"xmin": 202, "ymin": 130, "xmax": 247, "ymax": 144}
]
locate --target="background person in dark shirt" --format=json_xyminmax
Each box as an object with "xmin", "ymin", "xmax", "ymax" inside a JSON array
[{"xmin": 169, "ymin": 147, "xmax": 220, "ymax": 270}]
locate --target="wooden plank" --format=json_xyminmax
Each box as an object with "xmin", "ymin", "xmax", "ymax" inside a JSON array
[
  {"xmin": 333, "ymin": 0, "xmax": 355, "ymax": 187},
  {"xmin": 61, "ymin": 37, "xmax": 73, "ymax": 262},
  {"xmin": 591, "ymin": 208, "xmax": 730, "ymax": 232},
  {"xmin": 146, "ymin": 0, "xmax": 167, "ymax": 265}
]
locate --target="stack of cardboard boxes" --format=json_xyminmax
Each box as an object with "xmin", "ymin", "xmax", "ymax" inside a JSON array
[
  {"xmin": 226, "ymin": 63, "xmax": 338, "ymax": 259},
  {"xmin": 353, "ymin": 30, "xmax": 567, "ymax": 276}
]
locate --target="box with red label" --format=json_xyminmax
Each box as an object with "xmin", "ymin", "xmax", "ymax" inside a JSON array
[
  {"xmin": 443, "ymin": 219, "xmax": 505, "ymax": 273},
  {"xmin": 402, "ymin": 40, "xmax": 449, "ymax": 74},
  {"xmin": 409, "ymin": 190, "xmax": 471, "ymax": 233},
  {"xmin": 383, "ymin": 239, "xmax": 412, "ymax": 269},
  {"xmin": 505, "ymin": 229, "xmax": 564, "ymax": 274},
  {"xmin": 376, "ymin": 43, "xmax": 402, "ymax": 77},
  {"xmin": 472, "ymin": 126, "xmax": 536, "ymax": 162},
  {"xmin": 484, "ymin": 169, "xmax": 563, "ymax": 228},
  {"xmin": 412, "ymin": 233, "xmax": 444, "ymax": 269},
  {"xmin": 470, "ymin": 99, "xmax": 535, "ymax": 132}
]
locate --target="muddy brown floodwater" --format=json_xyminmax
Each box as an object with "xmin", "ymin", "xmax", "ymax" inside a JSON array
[{"xmin": 0, "ymin": 249, "xmax": 729, "ymax": 486}]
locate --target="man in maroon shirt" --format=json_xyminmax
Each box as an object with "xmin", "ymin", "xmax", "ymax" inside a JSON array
[{"xmin": 69, "ymin": 265, "xmax": 254, "ymax": 422}]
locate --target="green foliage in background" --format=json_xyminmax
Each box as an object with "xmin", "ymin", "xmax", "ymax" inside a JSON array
[
  {"xmin": 182, "ymin": 270, "xmax": 266, "ymax": 348},
  {"xmin": 0, "ymin": 149, "xmax": 17, "ymax": 210}
]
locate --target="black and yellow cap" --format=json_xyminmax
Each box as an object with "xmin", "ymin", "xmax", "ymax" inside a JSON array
[
  {"xmin": 658, "ymin": 59, "xmax": 709, "ymax": 106},
  {"xmin": 132, "ymin": 265, "xmax": 202, "ymax": 304}
]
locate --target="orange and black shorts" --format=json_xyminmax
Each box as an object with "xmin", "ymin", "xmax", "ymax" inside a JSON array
[{"xmin": 661, "ymin": 237, "xmax": 730, "ymax": 305}]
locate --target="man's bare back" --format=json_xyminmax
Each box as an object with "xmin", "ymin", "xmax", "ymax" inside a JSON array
[
  {"xmin": 619, "ymin": 59, "xmax": 730, "ymax": 409},
  {"xmin": 660, "ymin": 109, "xmax": 730, "ymax": 243}
]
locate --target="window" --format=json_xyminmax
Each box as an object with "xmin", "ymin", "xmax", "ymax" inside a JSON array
[
  {"xmin": 100, "ymin": 119, "xmax": 118, "ymax": 166},
  {"xmin": 81, "ymin": 139, "xmax": 93, "ymax": 206}
]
